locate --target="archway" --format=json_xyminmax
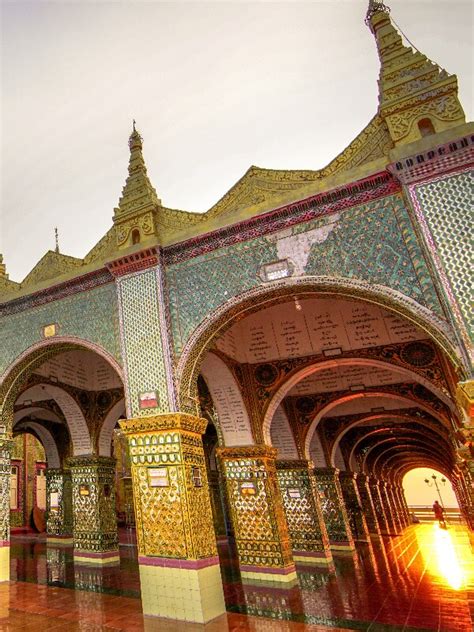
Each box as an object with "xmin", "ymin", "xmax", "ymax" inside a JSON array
[
  {"xmin": 1, "ymin": 338, "xmax": 129, "ymax": 580},
  {"xmin": 178, "ymin": 284, "xmax": 465, "ymax": 571}
]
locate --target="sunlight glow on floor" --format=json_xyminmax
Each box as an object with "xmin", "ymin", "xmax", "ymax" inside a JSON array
[{"xmin": 417, "ymin": 524, "xmax": 467, "ymax": 590}]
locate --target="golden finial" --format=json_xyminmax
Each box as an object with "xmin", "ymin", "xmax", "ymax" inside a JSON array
[
  {"xmin": 129, "ymin": 119, "xmax": 143, "ymax": 149},
  {"xmin": 366, "ymin": 0, "xmax": 390, "ymax": 30}
]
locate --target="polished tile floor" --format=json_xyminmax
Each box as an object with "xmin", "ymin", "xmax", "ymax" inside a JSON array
[{"xmin": 1, "ymin": 523, "xmax": 473, "ymax": 631}]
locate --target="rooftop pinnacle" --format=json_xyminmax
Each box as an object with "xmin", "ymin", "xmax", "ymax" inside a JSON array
[
  {"xmin": 365, "ymin": 0, "xmax": 465, "ymax": 146},
  {"xmin": 113, "ymin": 123, "xmax": 161, "ymax": 248}
]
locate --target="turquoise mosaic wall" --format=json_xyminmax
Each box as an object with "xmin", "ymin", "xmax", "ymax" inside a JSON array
[
  {"xmin": 0, "ymin": 283, "xmax": 121, "ymax": 375},
  {"xmin": 166, "ymin": 194, "xmax": 443, "ymax": 355},
  {"xmin": 413, "ymin": 171, "xmax": 473, "ymax": 343}
]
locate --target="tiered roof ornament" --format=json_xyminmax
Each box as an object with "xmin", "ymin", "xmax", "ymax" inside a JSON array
[
  {"xmin": 113, "ymin": 121, "xmax": 162, "ymax": 249},
  {"xmin": 366, "ymin": 0, "xmax": 465, "ymax": 146},
  {"xmin": 0, "ymin": 255, "xmax": 8, "ymax": 280},
  {"xmin": 0, "ymin": 254, "xmax": 20, "ymax": 293}
]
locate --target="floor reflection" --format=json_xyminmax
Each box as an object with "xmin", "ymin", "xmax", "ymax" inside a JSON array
[
  {"xmin": 417, "ymin": 523, "xmax": 467, "ymax": 590},
  {"xmin": 8, "ymin": 524, "xmax": 474, "ymax": 631}
]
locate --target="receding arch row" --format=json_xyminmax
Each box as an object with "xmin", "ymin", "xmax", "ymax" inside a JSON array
[
  {"xmin": 366, "ymin": 435, "xmax": 453, "ymax": 475},
  {"xmin": 372, "ymin": 445, "xmax": 455, "ymax": 480},
  {"xmin": 345, "ymin": 418, "xmax": 452, "ymax": 472}
]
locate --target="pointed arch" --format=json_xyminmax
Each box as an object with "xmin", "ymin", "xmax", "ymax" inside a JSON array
[
  {"xmin": 0, "ymin": 336, "xmax": 124, "ymax": 433},
  {"xmin": 176, "ymin": 277, "xmax": 461, "ymax": 416}
]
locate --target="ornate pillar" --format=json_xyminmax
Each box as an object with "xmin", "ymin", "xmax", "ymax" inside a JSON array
[
  {"xmin": 68, "ymin": 456, "xmax": 119, "ymax": 564},
  {"xmin": 395, "ymin": 484, "xmax": 410, "ymax": 528},
  {"xmin": 276, "ymin": 460, "xmax": 333, "ymax": 565},
  {"xmin": 339, "ymin": 471, "xmax": 370, "ymax": 542},
  {"xmin": 457, "ymin": 462, "xmax": 474, "ymax": 530},
  {"xmin": 46, "ymin": 468, "xmax": 73, "ymax": 544},
  {"xmin": 368, "ymin": 478, "xmax": 390, "ymax": 535},
  {"xmin": 313, "ymin": 467, "xmax": 355, "ymax": 552},
  {"xmin": 0, "ymin": 439, "xmax": 12, "ymax": 582},
  {"xmin": 456, "ymin": 380, "xmax": 474, "ymax": 530},
  {"xmin": 218, "ymin": 445, "xmax": 297, "ymax": 582},
  {"xmin": 120, "ymin": 414, "xmax": 225, "ymax": 623},
  {"xmin": 207, "ymin": 470, "xmax": 227, "ymax": 539},
  {"xmin": 378, "ymin": 481, "xmax": 400, "ymax": 535},
  {"xmin": 355, "ymin": 473, "xmax": 381, "ymax": 539}
]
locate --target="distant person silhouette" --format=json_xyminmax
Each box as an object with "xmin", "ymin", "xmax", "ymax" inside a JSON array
[{"xmin": 432, "ymin": 500, "xmax": 447, "ymax": 529}]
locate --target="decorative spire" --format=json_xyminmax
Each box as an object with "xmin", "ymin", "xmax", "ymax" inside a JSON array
[
  {"xmin": 366, "ymin": 2, "xmax": 465, "ymax": 146},
  {"xmin": 0, "ymin": 255, "xmax": 8, "ymax": 279},
  {"xmin": 113, "ymin": 122, "xmax": 161, "ymax": 248},
  {"xmin": 54, "ymin": 227, "xmax": 60, "ymax": 254}
]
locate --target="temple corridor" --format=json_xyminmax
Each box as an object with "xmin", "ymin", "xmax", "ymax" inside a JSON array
[{"xmin": 2, "ymin": 523, "xmax": 473, "ymax": 631}]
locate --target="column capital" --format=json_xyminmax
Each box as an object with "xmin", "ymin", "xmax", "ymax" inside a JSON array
[
  {"xmin": 120, "ymin": 412, "xmax": 207, "ymax": 436},
  {"xmin": 456, "ymin": 380, "xmax": 474, "ymax": 421},
  {"xmin": 339, "ymin": 470, "xmax": 357, "ymax": 481},
  {"xmin": 67, "ymin": 455, "xmax": 116, "ymax": 469},
  {"xmin": 217, "ymin": 444, "xmax": 277, "ymax": 461},
  {"xmin": 276, "ymin": 459, "xmax": 313, "ymax": 471}
]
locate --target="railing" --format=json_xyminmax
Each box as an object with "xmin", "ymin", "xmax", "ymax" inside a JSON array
[{"xmin": 408, "ymin": 506, "xmax": 464, "ymax": 524}]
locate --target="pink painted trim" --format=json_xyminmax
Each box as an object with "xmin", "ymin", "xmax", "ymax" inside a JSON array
[
  {"xmin": 74, "ymin": 550, "xmax": 119, "ymax": 559},
  {"xmin": 138, "ymin": 555, "xmax": 220, "ymax": 570},
  {"xmin": 0, "ymin": 541, "xmax": 10, "ymax": 547},
  {"xmin": 240, "ymin": 564, "xmax": 296, "ymax": 575}
]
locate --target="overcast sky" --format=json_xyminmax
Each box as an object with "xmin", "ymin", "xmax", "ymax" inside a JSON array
[{"xmin": 1, "ymin": 0, "xmax": 472, "ymax": 282}]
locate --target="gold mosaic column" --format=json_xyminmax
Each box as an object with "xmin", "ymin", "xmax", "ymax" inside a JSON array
[
  {"xmin": 394, "ymin": 485, "xmax": 410, "ymax": 529},
  {"xmin": 276, "ymin": 460, "xmax": 333, "ymax": 565},
  {"xmin": 208, "ymin": 470, "xmax": 227, "ymax": 539},
  {"xmin": 457, "ymin": 462, "xmax": 474, "ymax": 530},
  {"xmin": 380, "ymin": 482, "xmax": 401, "ymax": 535},
  {"xmin": 355, "ymin": 473, "xmax": 382, "ymax": 539},
  {"xmin": 0, "ymin": 439, "xmax": 12, "ymax": 582},
  {"xmin": 46, "ymin": 468, "xmax": 73, "ymax": 545},
  {"xmin": 456, "ymin": 381, "xmax": 474, "ymax": 530},
  {"xmin": 217, "ymin": 445, "xmax": 297, "ymax": 582},
  {"xmin": 338, "ymin": 471, "xmax": 370, "ymax": 543},
  {"xmin": 313, "ymin": 467, "xmax": 355, "ymax": 552},
  {"xmin": 368, "ymin": 478, "xmax": 391, "ymax": 536},
  {"xmin": 120, "ymin": 414, "xmax": 225, "ymax": 623},
  {"xmin": 68, "ymin": 456, "xmax": 119, "ymax": 564}
]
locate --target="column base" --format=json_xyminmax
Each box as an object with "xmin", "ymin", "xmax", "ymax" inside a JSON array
[
  {"xmin": 240, "ymin": 563, "xmax": 297, "ymax": 583},
  {"xmin": 0, "ymin": 544, "xmax": 9, "ymax": 582},
  {"xmin": 47, "ymin": 535, "xmax": 73, "ymax": 546},
  {"xmin": 139, "ymin": 556, "xmax": 225, "ymax": 623},
  {"xmin": 329, "ymin": 541, "xmax": 356, "ymax": 552},
  {"xmin": 73, "ymin": 550, "xmax": 120, "ymax": 565},
  {"xmin": 292, "ymin": 550, "xmax": 333, "ymax": 565}
]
